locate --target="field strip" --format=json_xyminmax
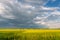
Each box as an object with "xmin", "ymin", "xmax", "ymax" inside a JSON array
[
  {"xmin": 0, "ymin": 29, "xmax": 60, "ymax": 33},
  {"xmin": 24, "ymin": 29, "xmax": 60, "ymax": 33}
]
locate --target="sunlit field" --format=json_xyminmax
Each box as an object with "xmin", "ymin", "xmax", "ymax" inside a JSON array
[{"xmin": 0, "ymin": 29, "xmax": 60, "ymax": 40}]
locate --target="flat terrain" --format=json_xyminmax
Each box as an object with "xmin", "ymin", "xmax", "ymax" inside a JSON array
[{"xmin": 0, "ymin": 29, "xmax": 60, "ymax": 40}]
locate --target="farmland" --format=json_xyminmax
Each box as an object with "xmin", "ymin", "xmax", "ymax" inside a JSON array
[{"xmin": 0, "ymin": 29, "xmax": 60, "ymax": 40}]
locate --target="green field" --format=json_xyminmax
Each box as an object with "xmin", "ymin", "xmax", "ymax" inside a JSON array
[{"xmin": 0, "ymin": 29, "xmax": 60, "ymax": 40}]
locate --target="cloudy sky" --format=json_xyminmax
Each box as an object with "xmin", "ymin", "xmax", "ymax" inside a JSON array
[{"xmin": 0, "ymin": 0, "xmax": 60, "ymax": 28}]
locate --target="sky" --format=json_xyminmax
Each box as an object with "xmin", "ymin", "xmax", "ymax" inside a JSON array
[{"xmin": 0, "ymin": 0, "xmax": 60, "ymax": 28}]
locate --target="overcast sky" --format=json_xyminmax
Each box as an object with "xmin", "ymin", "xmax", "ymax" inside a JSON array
[{"xmin": 0, "ymin": 0, "xmax": 60, "ymax": 28}]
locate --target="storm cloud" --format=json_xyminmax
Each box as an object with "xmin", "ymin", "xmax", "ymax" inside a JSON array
[{"xmin": 0, "ymin": 0, "xmax": 60, "ymax": 28}]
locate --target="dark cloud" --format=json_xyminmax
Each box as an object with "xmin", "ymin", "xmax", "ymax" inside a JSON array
[
  {"xmin": 0, "ymin": 0, "xmax": 49, "ymax": 28},
  {"xmin": 0, "ymin": 0, "xmax": 60, "ymax": 28}
]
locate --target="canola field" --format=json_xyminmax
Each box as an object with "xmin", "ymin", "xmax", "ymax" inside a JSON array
[{"xmin": 0, "ymin": 29, "xmax": 60, "ymax": 40}]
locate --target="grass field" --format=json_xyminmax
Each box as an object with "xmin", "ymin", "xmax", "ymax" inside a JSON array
[{"xmin": 0, "ymin": 29, "xmax": 60, "ymax": 40}]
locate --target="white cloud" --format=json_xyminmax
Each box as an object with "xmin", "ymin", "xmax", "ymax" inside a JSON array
[
  {"xmin": 0, "ymin": 3, "xmax": 5, "ymax": 14},
  {"xmin": 40, "ymin": 6, "xmax": 58, "ymax": 11},
  {"xmin": 21, "ymin": 4, "xmax": 33, "ymax": 9},
  {"xmin": 51, "ymin": 10, "xmax": 60, "ymax": 15},
  {"xmin": 33, "ymin": 16, "xmax": 47, "ymax": 25},
  {"xmin": 0, "ymin": 1, "xmax": 15, "ymax": 19},
  {"xmin": 33, "ymin": 6, "xmax": 60, "ymax": 28},
  {"xmin": 46, "ymin": 21, "xmax": 60, "ymax": 28}
]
